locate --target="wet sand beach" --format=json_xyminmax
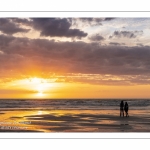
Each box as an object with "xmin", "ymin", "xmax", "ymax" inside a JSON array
[{"xmin": 0, "ymin": 109, "xmax": 150, "ymax": 132}]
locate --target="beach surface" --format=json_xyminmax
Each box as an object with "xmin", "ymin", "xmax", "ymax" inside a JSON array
[{"xmin": 0, "ymin": 109, "xmax": 150, "ymax": 132}]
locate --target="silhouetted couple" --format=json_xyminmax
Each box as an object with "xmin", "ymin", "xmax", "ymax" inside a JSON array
[{"xmin": 120, "ymin": 100, "xmax": 129, "ymax": 117}]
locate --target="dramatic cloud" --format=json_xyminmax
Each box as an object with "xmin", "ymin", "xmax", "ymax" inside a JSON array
[
  {"xmin": 109, "ymin": 30, "xmax": 143, "ymax": 39},
  {"xmin": 0, "ymin": 17, "xmax": 150, "ymax": 86},
  {"xmin": 32, "ymin": 18, "xmax": 88, "ymax": 38},
  {"xmin": 0, "ymin": 18, "xmax": 30, "ymax": 35},
  {"xmin": 1, "ymin": 35, "xmax": 150, "ymax": 79},
  {"xmin": 89, "ymin": 34, "xmax": 105, "ymax": 41}
]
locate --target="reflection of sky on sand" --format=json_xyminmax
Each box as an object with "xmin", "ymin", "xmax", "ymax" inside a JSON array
[
  {"xmin": 0, "ymin": 110, "xmax": 50, "ymax": 132},
  {"xmin": 0, "ymin": 109, "xmax": 150, "ymax": 132}
]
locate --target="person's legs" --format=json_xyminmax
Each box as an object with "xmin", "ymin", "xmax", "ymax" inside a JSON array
[
  {"xmin": 127, "ymin": 110, "xmax": 129, "ymax": 117},
  {"xmin": 120, "ymin": 108, "xmax": 123, "ymax": 117},
  {"xmin": 124, "ymin": 110, "xmax": 126, "ymax": 117}
]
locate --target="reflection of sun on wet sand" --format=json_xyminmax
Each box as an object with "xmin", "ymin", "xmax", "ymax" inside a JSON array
[{"xmin": 0, "ymin": 109, "xmax": 150, "ymax": 132}]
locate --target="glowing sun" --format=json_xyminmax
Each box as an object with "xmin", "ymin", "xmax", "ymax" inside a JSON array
[{"xmin": 37, "ymin": 91, "xmax": 44, "ymax": 97}]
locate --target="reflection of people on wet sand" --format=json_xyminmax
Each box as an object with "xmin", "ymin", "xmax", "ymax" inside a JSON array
[
  {"xmin": 124, "ymin": 102, "xmax": 129, "ymax": 117},
  {"xmin": 120, "ymin": 100, "xmax": 124, "ymax": 117}
]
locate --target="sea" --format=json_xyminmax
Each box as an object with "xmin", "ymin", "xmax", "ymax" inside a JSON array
[{"xmin": 0, "ymin": 99, "xmax": 150, "ymax": 110}]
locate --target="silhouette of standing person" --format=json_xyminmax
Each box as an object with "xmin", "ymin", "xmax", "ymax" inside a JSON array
[
  {"xmin": 120, "ymin": 100, "xmax": 124, "ymax": 117},
  {"xmin": 124, "ymin": 102, "xmax": 129, "ymax": 117}
]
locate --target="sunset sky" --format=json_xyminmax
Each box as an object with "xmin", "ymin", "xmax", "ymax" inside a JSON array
[{"xmin": 1, "ymin": 18, "xmax": 150, "ymax": 98}]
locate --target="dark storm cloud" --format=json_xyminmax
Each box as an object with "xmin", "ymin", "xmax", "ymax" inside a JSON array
[
  {"xmin": 1, "ymin": 35, "xmax": 150, "ymax": 85},
  {"xmin": 109, "ymin": 30, "xmax": 143, "ymax": 39},
  {"xmin": 89, "ymin": 34, "xmax": 105, "ymax": 41},
  {"xmin": 32, "ymin": 18, "xmax": 88, "ymax": 38},
  {"xmin": 0, "ymin": 18, "xmax": 87, "ymax": 38},
  {"xmin": 0, "ymin": 18, "xmax": 30, "ymax": 35}
]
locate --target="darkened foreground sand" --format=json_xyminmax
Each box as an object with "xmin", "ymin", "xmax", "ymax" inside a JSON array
[{"xmin": 0, "ymin": 109, "xmax": 150, "ymax": 132}]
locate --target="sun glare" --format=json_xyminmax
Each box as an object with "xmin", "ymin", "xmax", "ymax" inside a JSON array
[
  {"xmin": 8, "ymin": 77, "xmax": 58, "ymax": 97},
  {"xmin": 31, "ymin": 77, "xmax": 42, "ymax": 84},
  {"xmin": 3, "ymin": 76, "xmax": 65, "ymax": 98},
  {"xmin": 37, "ymin": 91, "xmax": 44, "ymax": 97},
  {"xmin": 37, "ymin": 111, "xmax": 43, "ymax": 115}
]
